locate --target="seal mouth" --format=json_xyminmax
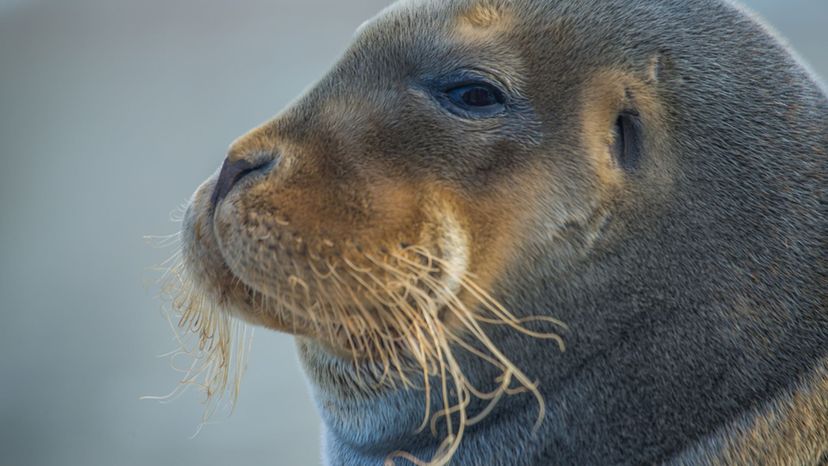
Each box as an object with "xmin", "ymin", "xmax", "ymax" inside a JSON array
[{"xmin": 208, "ymin": 187, "xmax": 474, "ymax": 357}]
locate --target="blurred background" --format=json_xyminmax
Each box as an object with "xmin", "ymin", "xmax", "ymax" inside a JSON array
[{"xmin": 0, "ymin": 1, "xmax": 824, "ymax": 465}]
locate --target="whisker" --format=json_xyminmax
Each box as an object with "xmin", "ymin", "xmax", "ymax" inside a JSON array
[{"xmin": 151, "ymin": 220, "xmax": 564, "ymax": 466}]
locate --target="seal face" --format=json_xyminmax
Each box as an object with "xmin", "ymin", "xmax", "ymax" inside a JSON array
[{"xmin": 166, "ymin": 0, "xmax": 827, "ymax": 464}]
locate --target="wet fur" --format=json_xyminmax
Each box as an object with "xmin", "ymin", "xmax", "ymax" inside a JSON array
[{"xmin": 171, "ymin": 0, "xmax": 827, "ymax": 464}]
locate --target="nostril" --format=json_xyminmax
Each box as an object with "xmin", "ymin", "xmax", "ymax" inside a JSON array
[{"xmin": 210, "ymin": 157, "xmax": 270, "ymax": 209}]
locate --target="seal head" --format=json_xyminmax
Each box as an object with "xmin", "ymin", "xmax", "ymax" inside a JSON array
[{"xmin": 170, "ymin": 0, "xmax": 827, "ymax": 464}]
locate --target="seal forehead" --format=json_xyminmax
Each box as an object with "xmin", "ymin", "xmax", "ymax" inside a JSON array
[
  {"xmin": 359, "ymin": 0, "xmax": 515, "ymax": 41},
  {"xmin": 454, "ymin": 1, "xmax": 515, "ymax": 42},
  {"xmin": 458, "ymin": 2, "xmax": 510, "ymax": 28}
]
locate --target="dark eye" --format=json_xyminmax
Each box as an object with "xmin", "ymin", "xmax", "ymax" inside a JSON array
[{"xmin": 443, "ymin": 82, "xmax": 506, "ymax": 115}]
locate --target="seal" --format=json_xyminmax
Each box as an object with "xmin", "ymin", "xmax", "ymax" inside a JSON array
[{"xmin": 164, "ymin": 0, "xmax": 827, "ymax": 464}]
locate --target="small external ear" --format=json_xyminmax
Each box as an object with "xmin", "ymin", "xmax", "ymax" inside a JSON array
[
  {"xmin": 605, "ymin": 52, "xmax": 671, "ymax": 172},
  {"xmin": 581, "ymin": 66, "xmax": 669, "ymax": 189},
  {"xmin": 611, "ymin": 110, "xmax": 643, "ymax": 172}
]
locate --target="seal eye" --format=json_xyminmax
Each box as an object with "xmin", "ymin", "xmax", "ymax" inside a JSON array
[{"xmin": 443, "ymin": 82, "xmax": 506, "ymax": 115}]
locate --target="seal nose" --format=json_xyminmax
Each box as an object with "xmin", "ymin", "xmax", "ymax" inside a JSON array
[{"xmin": 210, "ymin": 155, "xmax": 272, "ymax": 209}]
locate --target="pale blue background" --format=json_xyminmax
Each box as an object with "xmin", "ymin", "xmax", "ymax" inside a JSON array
[{"xmin": 0, "ymin": 1, "xmax": 824, "ymax": 465}]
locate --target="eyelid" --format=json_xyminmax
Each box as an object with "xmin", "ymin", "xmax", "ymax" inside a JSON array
[
  {"xmin": 443, "ymin": 79, "xmax": 490, "ymax": 91},
  {"xmin": 438, "ymin": 72, "xmax": 507, "ymax": 95},
  {"xmin": 459, "ymin": 66, "xmax": 525, "ymax": 97}
]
